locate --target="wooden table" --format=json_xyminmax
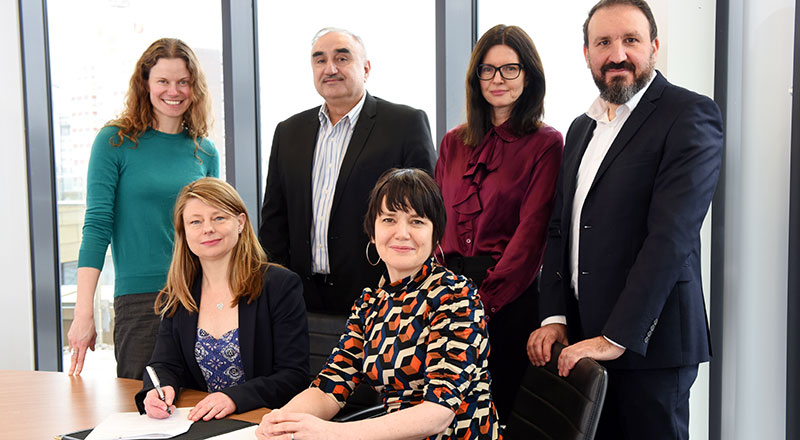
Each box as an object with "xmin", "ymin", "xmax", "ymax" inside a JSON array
[{"xmin": 0, "ymin": 370, "xmax": 268, "ymax": 439}]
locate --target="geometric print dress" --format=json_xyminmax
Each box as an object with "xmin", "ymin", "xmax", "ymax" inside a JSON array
[{"xmin": 313, "ymin": 258, "xmax": 502, "ymax": 439}]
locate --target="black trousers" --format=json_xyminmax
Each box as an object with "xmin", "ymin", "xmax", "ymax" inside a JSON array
[
  {"xmin": 486, "ymin": 280, "xmax": 539, "ymax": 424},
  {"xmin": 595, "ymin": 364, "xmax": 699, "ymax": 440}
]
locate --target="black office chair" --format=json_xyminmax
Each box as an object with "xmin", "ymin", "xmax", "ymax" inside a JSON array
[
  {"xmin": 504, "ymin": 342, "xmax": 608, "ymax": 440},
  {"xmin": 307, "ymin": 312, "xmax": 346, "ymax": 377},
  {"xmin": 307, "ymin": 312, "xmax": 383, "ymax": 421}
]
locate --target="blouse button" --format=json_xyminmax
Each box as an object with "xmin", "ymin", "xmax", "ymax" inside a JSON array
[{"xmin": 466, "ymin": 238, "xmax": 472, "ymax": 244}]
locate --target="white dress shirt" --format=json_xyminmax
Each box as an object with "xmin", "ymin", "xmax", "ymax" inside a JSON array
[
  {"xmin": 310, "ymin": 93, "xmax": 367, "ymax": 274},
  {"xmin": 541, "ymin": 75, "xmax": 655, "ymax": 348}
]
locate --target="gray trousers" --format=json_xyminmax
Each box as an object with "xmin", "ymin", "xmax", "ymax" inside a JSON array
[{"xmin": 113, "ymin": 292, "xmax": 161, "ymax": 380}]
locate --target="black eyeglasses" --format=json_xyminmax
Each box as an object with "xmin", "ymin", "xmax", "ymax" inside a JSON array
[{"xmin": 477, "ymin": 63, "xmax": 523, "ymax": 80}]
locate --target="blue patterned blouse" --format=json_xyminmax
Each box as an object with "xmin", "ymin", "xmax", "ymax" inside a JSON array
[{"xmin": 195, "ymin": 328, "xmax": 245, "ymax": 392}]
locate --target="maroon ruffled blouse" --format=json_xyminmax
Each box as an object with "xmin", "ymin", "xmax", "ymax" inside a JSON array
[{"xmin": 435, "ymin": 122, "xmax": 563, "ymax": 318}]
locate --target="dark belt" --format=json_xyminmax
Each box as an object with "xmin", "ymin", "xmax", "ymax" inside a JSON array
[{"xmin": 447, "ymin": 255, "xmax": 496, "ymax": 287}]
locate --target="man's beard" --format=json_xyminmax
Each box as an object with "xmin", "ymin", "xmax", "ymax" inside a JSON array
[{"xmin": 592, "ymin": 55, "xmax": 655, "ymax": 104}]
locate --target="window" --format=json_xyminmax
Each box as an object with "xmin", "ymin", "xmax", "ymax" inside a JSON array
[
  {"xmin": 256, "ymin": 1, "xmax": 437, "ymax": 192},
  {"xmin": 478, "ymin": 1, "xmax": 599, "ymax": 135}
]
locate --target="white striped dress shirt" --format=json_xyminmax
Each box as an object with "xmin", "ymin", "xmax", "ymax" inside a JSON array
[{"xmin": 310, "ymin": 93, "xmax": 366, "ymax": 274}]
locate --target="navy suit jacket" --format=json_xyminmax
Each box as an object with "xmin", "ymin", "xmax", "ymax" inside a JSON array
[
  {"xmin": 259, "ymin": 92, "xmax": 436, "ymax": 315},
  {"xmin": 135, "ymin": 265, "xmax": 309, "ymax": 413},
  {"xmin": 540, "ymin": 71, "xmax": 723, "ymax": 370}
]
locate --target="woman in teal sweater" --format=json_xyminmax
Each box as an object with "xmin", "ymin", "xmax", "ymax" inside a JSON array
[{"xmin": 67, "ymin": 38, "xmax": 219, "ymax": 379}]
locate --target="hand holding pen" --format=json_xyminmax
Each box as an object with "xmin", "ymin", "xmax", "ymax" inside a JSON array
[{"xmin": 143, "ymin": 366, "xmax": 176, "ymax": 419}]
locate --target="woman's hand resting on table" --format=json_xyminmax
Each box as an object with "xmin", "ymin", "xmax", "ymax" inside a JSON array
[
  {"xmin": 188, "ymin": 392, "xmax": 237, "ymax": 421},
  {"xmin": 256, "ymin": 409, "xmax": 347, "ymax": 440}
]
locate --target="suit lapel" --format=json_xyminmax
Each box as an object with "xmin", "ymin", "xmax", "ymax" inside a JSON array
[
  {"xmin": 588, "ymin": 72, "xmax": 666, "ymax": 192},
  {"xmin": 564, "ymin": 118, "xmax": 597, "ymax": 214},
  {"xmin": 299, "ymin": 110, "xmax": 322, "ymax": 237},
  {"xmin": 555, "ymin": 118, "xmax": 596, "ymax": 268},
  {"xmin": 184, "ymin": 278, "xmax": 205, "ymax": 385},
  {"xmin": 237, "ymin": 295, "xmax": 256, "ymax": 381},
  {"xmin": 330, "ymin": 93, "xmax": 376, "ymax": 218}
]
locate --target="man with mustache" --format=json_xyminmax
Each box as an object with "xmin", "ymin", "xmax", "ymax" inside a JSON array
[
  {"xmin": 260, "ymin": 27, "xmax": 435, "ymax": 319},
  {"xmin": 526, "ymin": 1, "xmax": 722, "ymax": 439}
]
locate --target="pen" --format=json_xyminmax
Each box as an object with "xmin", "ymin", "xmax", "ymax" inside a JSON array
[{"xmin": 145, "ymin": 366, "xmax": 172, "ymax": 415}]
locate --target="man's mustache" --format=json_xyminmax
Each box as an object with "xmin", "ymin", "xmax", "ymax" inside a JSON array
[{"xmin": 602, "ymin": 61, "xmax": 636, "ymax": 74}]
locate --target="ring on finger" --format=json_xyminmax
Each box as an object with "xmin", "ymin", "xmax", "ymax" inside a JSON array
[{"xmin": 291, "ymin": 434, "xmax": 294, "ymax": 440}]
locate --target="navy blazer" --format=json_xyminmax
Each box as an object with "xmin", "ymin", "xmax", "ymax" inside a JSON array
[
  {"xmin": 540, "ymin": 71, "xmax": 723, "ymax": 370},
  {"xmin": 135, "ymin": 265, "xmax": 309, "ymax": 413},
  {"xmin": 259, "ymin": 92, "xmax": 436, "ymax": 315}
]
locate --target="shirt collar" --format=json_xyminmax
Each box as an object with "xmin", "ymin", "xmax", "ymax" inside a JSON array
[
  {"xmin": 318, "ymin": 92, "xmax": 368, "ymax": 127},
  {"xmin": 492, "ymin": 119, "xmax": 520, "ymax": 143},
  {"xmin": 585, "ymin": 72, "xmax": 656, "ymax": 123}
]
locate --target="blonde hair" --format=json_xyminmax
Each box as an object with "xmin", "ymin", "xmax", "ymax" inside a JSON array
[
  {"xmin": 108, "ymin": 38, "xmax": 212, "ymax": 154},
  {"xmin": 155, "ymin": 177, "xmax": 268, "ymax": 317}
]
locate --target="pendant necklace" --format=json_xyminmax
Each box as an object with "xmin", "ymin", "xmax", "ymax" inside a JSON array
[{"xmin": 216, "ymin": 302, "xmax": 224, "ymax": 310}]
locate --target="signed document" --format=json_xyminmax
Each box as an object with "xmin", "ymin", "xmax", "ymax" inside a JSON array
[{"xmin": 85, "ymin": 407, "xmax": 193, "ymax": 440}]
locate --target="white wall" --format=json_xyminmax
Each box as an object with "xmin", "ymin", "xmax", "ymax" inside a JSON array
[
  {"xmin": 719, "ymin": 0, "xmax": 794, "ymax": 438},
  {"xmin": 0, "ymin": 0, "xmax": 35, "ymax": 370}
]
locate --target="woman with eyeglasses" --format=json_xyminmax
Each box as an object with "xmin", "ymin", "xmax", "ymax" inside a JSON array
[{"xmin": 434, "ymin": 24, "xmax": 563, "ymax": 423}]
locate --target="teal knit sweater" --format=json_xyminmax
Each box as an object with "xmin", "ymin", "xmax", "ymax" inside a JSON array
[{"xmin": 78, "ymin": 126, "xmax": 219, "ymax": 297}]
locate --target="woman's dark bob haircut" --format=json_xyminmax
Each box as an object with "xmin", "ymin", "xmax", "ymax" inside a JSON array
[{"xmin": 364, "ymin": 168, "xmax": 446, "ymax": 246}]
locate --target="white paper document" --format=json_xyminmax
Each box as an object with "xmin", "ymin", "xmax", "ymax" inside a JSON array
[{"xmin": 85, "ymin": 407, "xmax": 194, "ymax": 440}]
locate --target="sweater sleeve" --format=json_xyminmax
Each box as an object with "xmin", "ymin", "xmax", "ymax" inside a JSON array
[
  {"xmin": 78, "ymin": 127, "xmax": 122, "ymax": 270},
  {"xmin": 202, "ymin": 138, "xmax": 219, "ymax": 178},
  {"xmin": 423, "ymin": 276, "xmax": 487, "ymax": 412}
]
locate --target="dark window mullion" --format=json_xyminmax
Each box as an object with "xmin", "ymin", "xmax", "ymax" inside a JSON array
[{"xmin": 20, "ymin": 0, "xmax": 62, "ymax": 371}]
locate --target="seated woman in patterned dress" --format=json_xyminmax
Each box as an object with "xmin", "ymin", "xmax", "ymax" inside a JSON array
[
  {"xmin": 256, "ymin": 168, "xmax": 502, "ymax": 440},
  {"xmin": 135, "ymin": 177, "xmax": 309, "ymax": 421}
]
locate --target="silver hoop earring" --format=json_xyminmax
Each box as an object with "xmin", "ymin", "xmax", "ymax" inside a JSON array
[
  {"xmin": 365, "ymin": 241, "xmax": 381, "ymax": 266},
  {"xmin": 435, "ymin": 242, "xmax": 446, "ymax": 265}
]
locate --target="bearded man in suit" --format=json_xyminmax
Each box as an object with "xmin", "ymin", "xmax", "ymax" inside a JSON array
[{"xmin": 526, "ymin": 1, "xmax": 723, "ymax": 439}]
